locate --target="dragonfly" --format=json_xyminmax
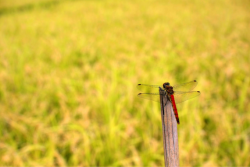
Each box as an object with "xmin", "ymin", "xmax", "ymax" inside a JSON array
[{"xmin": 137, "ymin": 80, "xmax": 200, "ymax": 124}]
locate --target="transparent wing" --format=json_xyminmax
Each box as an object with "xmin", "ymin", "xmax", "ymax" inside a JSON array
[
  {"xmin": 174, "ymin": 91, "xmax": 200, "ymax": 104},
  {"xmin": 137, "ymin": 84, "xmax": 162, "ymax": 92},
  {"xmin": 137, "ymin": 93, "xmax": 164, "ymax": 102},
  {"xmin": 173, "ymin": 80, "xmax": 198, "ymax": 92}
]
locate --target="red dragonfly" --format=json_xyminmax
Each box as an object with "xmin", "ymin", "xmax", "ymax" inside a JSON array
[{"xmin": 137, "ymin": 80, "xmax": 200, "ymax": 124}]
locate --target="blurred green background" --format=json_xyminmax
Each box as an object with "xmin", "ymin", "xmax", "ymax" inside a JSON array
[{"xmin": 0, "ymin": 0, "xmax": 249, "ymax": 166}]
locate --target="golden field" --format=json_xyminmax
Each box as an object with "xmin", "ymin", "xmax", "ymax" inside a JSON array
[{"xmin": 0, "ymin": 0, "xmax": 249, "ymax": 166}]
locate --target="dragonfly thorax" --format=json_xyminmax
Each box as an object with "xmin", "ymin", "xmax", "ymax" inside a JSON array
[
  {"xmin": 163, "ymin": 82, "xmax": 174, "ymax": 94},
  {"xmin": 164, "ymin": 85, "xmax": 174, "ymax": 95}
]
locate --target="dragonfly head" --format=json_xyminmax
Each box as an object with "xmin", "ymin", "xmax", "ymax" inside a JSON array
[{"xmin": 163, "ymin": 82, "xmax": 170, "ymax": 88}]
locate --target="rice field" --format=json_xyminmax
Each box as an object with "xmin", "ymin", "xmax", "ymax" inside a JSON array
[{"xmin": 0, "ymin": 0, "xmax": 250, "ymax": 166}]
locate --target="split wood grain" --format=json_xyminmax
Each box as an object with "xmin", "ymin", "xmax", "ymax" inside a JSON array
[{"xmin": 159, "ymin": 88, "xmax": 179, "ymax": 167}]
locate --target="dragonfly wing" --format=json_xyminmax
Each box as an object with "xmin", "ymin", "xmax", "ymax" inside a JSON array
[
  {"xmin": 137, "ymin": 93, "xmax": 162, "ymax": 102},
  {"xmin": 137, "ymin": 84, "xmax": 162, "ymax": 92},
  {"xmin": 174, "ymin": 91, "xmax": 200, "ymax": 104},
  {"xmin": 173, "ymin": 80, "xmax": 198, "ymax": 92}
]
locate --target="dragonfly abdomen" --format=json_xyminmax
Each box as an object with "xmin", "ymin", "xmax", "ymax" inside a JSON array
[{"xmin": 170, "ymin": 95, "xmax": 180, "ymax": 124}]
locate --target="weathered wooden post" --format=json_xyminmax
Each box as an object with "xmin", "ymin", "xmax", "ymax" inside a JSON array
[{"xmin": 159, "ymin": 88, "xmax": 179, "ymax": 167}]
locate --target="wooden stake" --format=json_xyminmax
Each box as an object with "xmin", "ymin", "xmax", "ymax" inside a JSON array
[{"xmin": 160, "ymin": 88, "xmax": 179, "ymax": 167}]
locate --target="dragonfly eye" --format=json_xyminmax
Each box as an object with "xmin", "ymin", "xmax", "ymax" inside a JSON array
[{"xmin": 163, "ymin": 82, "xmax": 170, "ymax": 88}]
